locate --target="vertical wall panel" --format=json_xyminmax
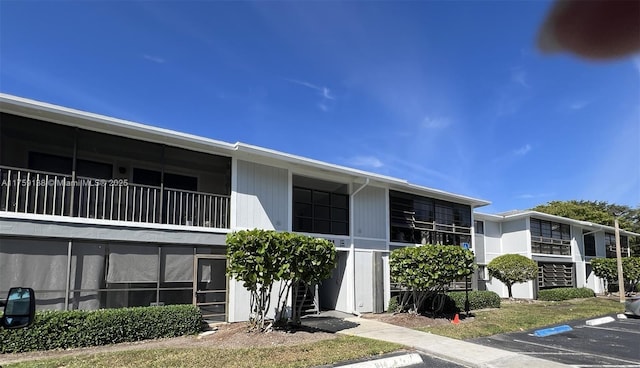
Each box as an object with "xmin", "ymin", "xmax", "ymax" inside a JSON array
[
  {"xmin": 353, "ymin": 186, "xmax": 386, "ymax": 239},
  {"xmin": 501, "ymin": 218, "xmax": 528, "ymax": 254},
  {"xmin": 235, "ymin": 160, "xmax": 288, "ymax": 230}
]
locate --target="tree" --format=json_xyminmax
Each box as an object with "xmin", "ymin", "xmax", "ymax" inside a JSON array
[
  {"xmin": 226, "ymin": 229, "xmax": 336, "ymax": 331},
  {"xmin": 390, "ymin": 245, "xmax": 475, "ymax": 314},
  {"xmin": 532, "ymin": 200, "xmax": 640, "ymax": 255},
  {"xmin": 487, "ymin": 254, "xmax": 538, "ymax": 298}
]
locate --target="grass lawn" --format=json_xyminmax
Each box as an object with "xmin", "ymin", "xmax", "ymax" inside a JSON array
[
  {"xmin": 4, "ymin": 336, "xmax": 403, "ymax": 368},
  {"xmin": 419, "ymin": 297, "xmax": 624, "ymax": 340}
]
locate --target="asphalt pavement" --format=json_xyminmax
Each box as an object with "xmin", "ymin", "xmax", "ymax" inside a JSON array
[{"xmin": 471, "ymin": 314, "xmax": 640, "ymax": 367}]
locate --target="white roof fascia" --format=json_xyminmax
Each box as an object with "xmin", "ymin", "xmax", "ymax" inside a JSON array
[{"xmin": 0, "ymin": 93, "xmax": 490, "ymax": 208}]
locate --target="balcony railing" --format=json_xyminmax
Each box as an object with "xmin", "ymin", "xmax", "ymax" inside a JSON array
[
  {"xmin": 531, "ymin": 235, "xmax": 571, "ymax": 256},
  {"xmin": 0, "ymin": 166, "xmax": 230, "ymax": 229}
]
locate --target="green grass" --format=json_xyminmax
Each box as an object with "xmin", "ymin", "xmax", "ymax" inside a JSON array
[
  {"xmin": 419, "ymin": 297, "xmax": 624, "ymax": 340},
  {"xmin": 4, "ymin": 336, "xmax": 403, "ymax": 368}
]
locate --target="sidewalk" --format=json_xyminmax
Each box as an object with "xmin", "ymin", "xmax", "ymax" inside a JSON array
[{"xmin": 337, "ymin": 317, "xmax": 571, "ymax": 368}]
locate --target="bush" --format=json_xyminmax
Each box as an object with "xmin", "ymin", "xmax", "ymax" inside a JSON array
[
  {"xmin": 0, "ymin": 305, "xmax": 202, "ymax": 354},
  {"xmin": 537, "ymin": 287, "xmax": 595, "ymax": 301},
  {"xmin": 444, "ymin": 291, "xmax": 501, "ymax": 312},
  {"xmin": 390, "ymin": 245, "xmax": 475, "ymax": 313},
  {"xmin": 387, "ymin": 296, "xmax": 400, "ymax": 313}
]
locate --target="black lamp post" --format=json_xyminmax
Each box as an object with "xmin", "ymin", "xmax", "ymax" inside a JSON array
[{"xmin": 465, "ymin": 274, "xmax": 470, "ymax": 317}]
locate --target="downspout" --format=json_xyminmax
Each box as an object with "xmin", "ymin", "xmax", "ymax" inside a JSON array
[{"xmin": 350, "ymin": 178, "xmax": 369, "ymax": 315}]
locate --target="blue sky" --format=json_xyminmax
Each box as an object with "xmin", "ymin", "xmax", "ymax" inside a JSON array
[{"xmin": 1, "ymin": 1, "xmax": 638, "ymax": 213}]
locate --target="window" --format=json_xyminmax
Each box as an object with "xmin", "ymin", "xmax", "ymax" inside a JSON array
[
  {"xmin": 28, "ymin": 152, "xmax": 112, "ymax": 179},
  {"xmin": 389, "ymin": 190, "xmax": 471, "ymax": 244},
  {"xmin": 475, "ymin": 220, "xmax": 484, "ymax": 234},
  {"xmin": 605, "ymin": 233, "xmax": 629, "ymax": 258},
  {"xmin": 583, "ymin": 232, "xmax": 596, "ymax": 257},
  {"xmin": 293, "ymin": 186, "xmax": 349, "ymax": 235},
  {"xmin": 530, "ymin": 218, "xmax": 571, "ymax": 255},
  {"xmin": 132, "ymin": 168, "xmax": 198, "ymax": 191}
]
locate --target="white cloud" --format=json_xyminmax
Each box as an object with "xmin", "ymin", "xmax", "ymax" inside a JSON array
[
  {"xmin": 286, "ymin": 79, "xmax": 334, "ymax": 99},
  {"xmin": 286, "ymin": 78, "xmax": 335, "ymax": 111},
  {"xmin": 569, "ymin": 101, "xmax": 590, "ymax": 110},
  {"xmin": 515, "ymin": 192, "xmax": 554, "ymax": 200},
  {"xmin": 348, "ymin": 156, "xmax": 384, "ymax": 169},
  {"xmin": 510, "ymin": 67, "xmax": 530, "ymax": 88},
  {"xmin": 143, "ymin": 54, "xmax": 166, "ymax": 64},
  {"xmin": 514, "ymin": 144, "xmax": 532, "ymax": 156},
  {"xmin": 422, "ymin": 116, "xmax": 450, "ymax": 129}
]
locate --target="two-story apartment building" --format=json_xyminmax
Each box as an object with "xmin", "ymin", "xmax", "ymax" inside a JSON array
[
  {"xmin": 474, "ymin": 211, "xmax": 638, "ymax": 299},
  {"xmin": 0, "ymin": 94, "xmax": 490, "ymax": 322}
]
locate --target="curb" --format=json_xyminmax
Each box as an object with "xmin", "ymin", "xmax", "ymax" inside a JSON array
[
  {"xmin": 585, "ymin": 316, "xmax": 615, "ymax": 326},
  {"xmin": 336, "ymin": 353, "xmax": 423, "ymax": 368}
]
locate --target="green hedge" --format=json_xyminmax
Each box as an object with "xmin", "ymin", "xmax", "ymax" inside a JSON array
[
  {"xmin": 1, "ymin": 305, "xmax": 203, "ymax": 354},
  {"xmin": 444, "ymin": 291, "xmax": 501, "ymax": 312},
  {"xmin": 537, "ymin": 287, "xmax": 595, "ymax": 301}
]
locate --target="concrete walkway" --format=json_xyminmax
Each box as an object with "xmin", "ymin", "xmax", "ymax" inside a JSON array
[{"xmin": 337, "ymin": 317, "xmax": 571, "ymax": 368}]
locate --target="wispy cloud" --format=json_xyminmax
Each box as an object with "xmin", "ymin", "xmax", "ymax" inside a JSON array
[
  {"xmin": 143, "ymin": 54, "xmax": 166, "ymax": 64},
  {"xmin": 569, "ymin": 101, "xmax": 590, "ymax": 110},
  {"xmin": 422, "ymin": 116, "xmax": 450, "ymax": 129},
  {"xmin": 510, "ymin": 66, "xmax": 529, "ymax": 88},
  {"xmin": 514, "ymin": 144, "xmax": 532, "ymax": 156},
  {"xmin": 347, "ymin": 155, "xmax": 384, "ymax": 169},
  {"xmin": 286, "ymin": 78, "xmax": 335, "ymax": 111},
  {"xmin": 515, "ymin": 192, "xmax": 554, "ymax": 199}
]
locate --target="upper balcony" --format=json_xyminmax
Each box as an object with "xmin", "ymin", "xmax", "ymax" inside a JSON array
[{"xmin": 0, "ymin": 112, "xmax": 231, "ymax": 229}]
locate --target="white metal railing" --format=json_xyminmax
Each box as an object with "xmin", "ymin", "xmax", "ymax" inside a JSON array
[
  {"xmin": 0, "ymin": 166, "xmax": 73, "ymax": 216},
  {"xmin": 0, "ymin": 166, "xmax": 230, "ymax": 229}
]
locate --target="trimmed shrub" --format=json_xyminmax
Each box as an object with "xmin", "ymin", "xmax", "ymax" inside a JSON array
[
  {"xmin": 444, "ymin": 291, "xmax": 501, "ymax": 312},
  {"xmin": 0, "ymin": 304, "xmax": 202, "ymax": 354},
  {"xmin": 390, "ymin": 245, "xmax": 475, "ymax": 313},
  {"xmin": 537, "ymin": 287, "xmax": 595, "ymax": 301}
]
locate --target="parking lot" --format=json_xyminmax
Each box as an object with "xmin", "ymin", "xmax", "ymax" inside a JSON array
[{"xmin": 472, "ymin": 315, "xmax": 640, "ymax": 367}]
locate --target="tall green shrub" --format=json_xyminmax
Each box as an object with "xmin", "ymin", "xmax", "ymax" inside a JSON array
[
  {"xmin": 390, "ymin": 245, "xmax": 475, "ymax": 313},
  {"xmin": 487, "ymin": 254, "xmax": 538, "ymax": 298}
]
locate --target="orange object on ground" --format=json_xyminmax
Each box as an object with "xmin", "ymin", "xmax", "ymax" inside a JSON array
[{"xmin": 452, "ymin": 314, "xmax": 460, "ymax": 325}]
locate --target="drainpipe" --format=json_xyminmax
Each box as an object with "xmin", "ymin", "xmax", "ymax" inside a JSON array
[{"xmin": 349, "ymin": 178, "xmax": 369, "ymax": 315}]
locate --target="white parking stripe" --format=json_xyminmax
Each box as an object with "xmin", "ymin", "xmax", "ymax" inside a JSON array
[
  {"xmin": 584, "ymin": 325, "xmax": 640, "ymax": 335},
  {"xmin": 511, "ymin": 339, "xmax": 640, "ymax": 365}
]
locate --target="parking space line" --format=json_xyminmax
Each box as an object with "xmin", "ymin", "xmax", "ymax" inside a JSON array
[
  {"xmin": 576, "ymin": 365, "xmax": 640, "ymax": 367},
  {"xmin": 511, "ymin": 339, "xmax": 640, "ymax": 365},
  {"xmin": 584, "ymin": 325, "xmax": 640, "ymax": 335}
]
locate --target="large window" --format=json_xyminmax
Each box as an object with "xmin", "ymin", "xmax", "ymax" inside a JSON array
[
  {"xmin": 389, "ymin": 191, "xmax": 471, "ymax": 245},
  {"xmin": 605, "ymin": 233, "xmax": 629, "ymax": 258},
  {"xmin": 293, "ymin": 187, "xmax": 349, "ymax": 235},
  {"xmin": 530, "ymin": 218, "xmax": 571, "ymax": 255}
]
